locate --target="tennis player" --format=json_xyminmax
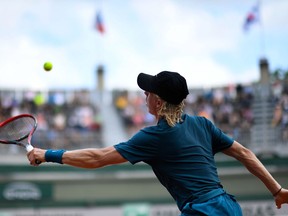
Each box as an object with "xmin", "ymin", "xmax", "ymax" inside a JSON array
[{"xmin": 27, "ymin": 71, "xmax": 288, "ymax": 215}]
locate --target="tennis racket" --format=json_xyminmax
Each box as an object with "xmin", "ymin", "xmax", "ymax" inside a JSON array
[{"xmin": 0, "ymin": 114, "xmax": 41, "ymax": 164}]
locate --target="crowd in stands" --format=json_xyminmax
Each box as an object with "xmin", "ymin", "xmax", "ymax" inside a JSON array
[
  {"xmin": 0, "ymin": 89, "xmax": 103, "ymax": 152},
  {"xmin": 113, "ymin": 90, "xmax": 156, "ymax": 136},
  {"xmin": 113, "ymin": 84, "xmax": 254, "ymax": 146},
  {"xmin": 2, "ymin": 80, "xmax": 288, "ymax": 155},
  {"xmin": 271, "ymin": 81, "xmax": 288, "ymax": 141}
]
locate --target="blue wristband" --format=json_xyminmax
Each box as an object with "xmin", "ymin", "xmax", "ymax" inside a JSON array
[{"xmin": 45, "ymin": 149, "xmax": 66, "ymax": 164}]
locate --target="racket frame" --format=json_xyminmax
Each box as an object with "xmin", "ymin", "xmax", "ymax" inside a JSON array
[{"xmin": 0, "ymin": 114, "xmax": 37, "ymax": 152}]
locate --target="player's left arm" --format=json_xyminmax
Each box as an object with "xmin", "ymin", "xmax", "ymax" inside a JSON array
[
  {"xmin": 28, "ymin": 146, "xmax": 127, "ymax": 168},
  {"xmin": 222, "ymin": 141, "xmax": 288, "ymax": 208}
]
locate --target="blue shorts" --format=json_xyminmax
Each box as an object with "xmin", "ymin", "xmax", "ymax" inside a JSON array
[{"xmin": 181, "ymin": 189, "xmax": 242, "ymax": 216}]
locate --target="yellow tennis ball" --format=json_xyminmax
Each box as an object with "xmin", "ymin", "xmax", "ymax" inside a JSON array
[{"xmin": 43, "ymin": 62, "xmax": 53, "ymax": 71}]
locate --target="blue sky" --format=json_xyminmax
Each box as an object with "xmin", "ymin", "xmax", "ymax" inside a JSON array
[{"xmin": 0, "ymin": 0, "xmax": 287, "ymax": 90}]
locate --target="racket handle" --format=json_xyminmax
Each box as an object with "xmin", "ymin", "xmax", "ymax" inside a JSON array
[
  {"xmin": 26, "ymin": 144, "xmax": 34, "ymax": 152},
  {"xmin": 26, "ymin": 144, "xmax": 42, "ymax": 165}
]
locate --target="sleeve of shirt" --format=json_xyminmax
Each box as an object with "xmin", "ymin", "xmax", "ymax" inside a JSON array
[
  {"xmin": 205, "ymin": 118, "xmax": 234, "ymax": 154},
  {"xmin": 114, "ymin": 129, "xmax": 158, "ymax": 164}
]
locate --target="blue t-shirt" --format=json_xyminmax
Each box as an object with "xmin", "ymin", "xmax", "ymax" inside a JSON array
[{"xmin": 114, "ymin": 114, "xmax": 234, "ymax": 211}]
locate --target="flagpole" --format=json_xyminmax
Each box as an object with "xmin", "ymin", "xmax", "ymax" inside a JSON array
[{"xmin": 258, "ymin": 0, "xmax": 266, "ymax": 59}]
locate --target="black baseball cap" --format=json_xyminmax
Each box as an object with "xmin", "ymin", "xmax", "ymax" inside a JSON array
[{"xmin": 137, "ymin": 71, "xmax": 189, "ymax": 105}]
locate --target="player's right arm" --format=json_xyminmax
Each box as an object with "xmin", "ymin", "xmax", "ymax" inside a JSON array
[{"xmin": 27, "ymin": 146, "xmax": 127, "ymax": 168}]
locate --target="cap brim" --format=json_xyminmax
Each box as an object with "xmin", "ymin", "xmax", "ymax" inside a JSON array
[{"xmin": 137, "ymin": 73, "xmax": 155, "ymax": 92}]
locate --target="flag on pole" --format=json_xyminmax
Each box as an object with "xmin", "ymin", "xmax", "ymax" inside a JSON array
[
  {"xmin": 243, "ymin": 2, "xmax": 260, "ymax": 31},
  {"xmin": 96, "ymin": 11, "xmax": 105, "ymax": 34}
]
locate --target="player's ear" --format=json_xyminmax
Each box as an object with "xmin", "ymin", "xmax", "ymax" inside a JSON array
[{"xmin": 156, "ymin": 97, "xmax": 163, "ymax": 109}]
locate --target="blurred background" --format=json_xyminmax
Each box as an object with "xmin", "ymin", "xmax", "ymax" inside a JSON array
[{"xmin": 0, "ymin": 0, "xmax": 288, "ymax": 215}]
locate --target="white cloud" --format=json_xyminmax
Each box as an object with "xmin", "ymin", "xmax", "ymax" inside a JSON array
[
  {"xmin": 263, "ymin": 0, "xmax": 288, "ymax": 31},
  {"xmin": 0, "ymin": 0, "xmax": 287, "ymax": 91}
]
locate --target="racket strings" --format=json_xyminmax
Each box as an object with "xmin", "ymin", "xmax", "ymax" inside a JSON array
[{"xmin": 0, "ymin": 117, "xmax": 35, "ymax": 141}]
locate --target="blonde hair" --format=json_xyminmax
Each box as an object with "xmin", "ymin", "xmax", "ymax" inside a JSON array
[{"xmin": 156, "ymin": 96, "xmax": 185, "ymax": 127}]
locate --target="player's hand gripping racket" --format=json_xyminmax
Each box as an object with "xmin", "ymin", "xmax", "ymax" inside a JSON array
[{"xmin": 0, "ymin": 114, "xmax": 41, "ymax": 164}]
